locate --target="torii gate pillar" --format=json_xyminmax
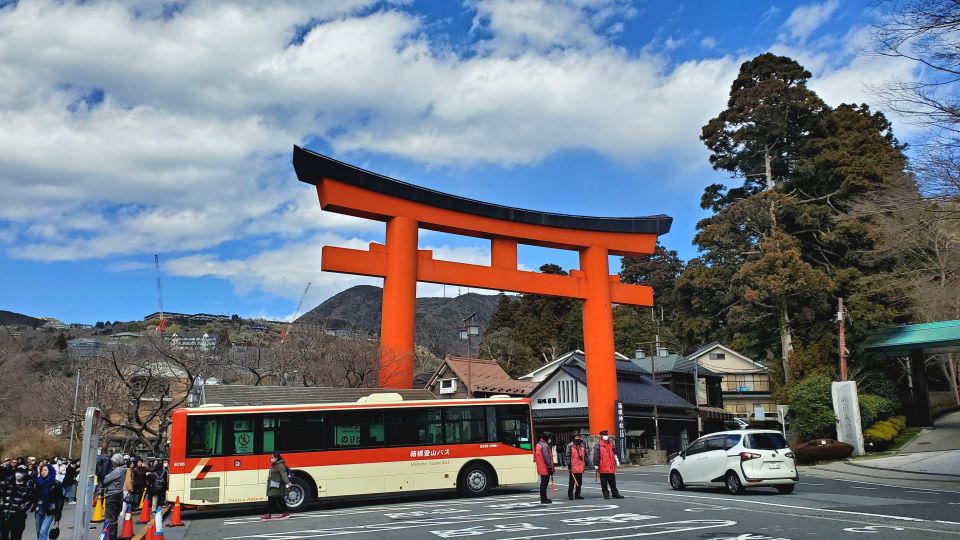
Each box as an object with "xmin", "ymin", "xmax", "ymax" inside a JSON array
[
  {"xmin": 381, "ymin": 216, "xmax": 419, "ymax": 388},
  {"xmin": 293, "ymin": 146, "xmax": 672, "ymax": 434}
]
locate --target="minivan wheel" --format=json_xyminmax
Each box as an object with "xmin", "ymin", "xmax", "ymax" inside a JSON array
[
  {"xmin": 669, "ymin": 471, "xmax": 685, "ymax": 491},
  {"xmin": 458, "ymin": 463, "xmax": 492, "ymax": 497},
  {"xmin": 725, "ymin": 472, "xmax": 745, "ymax": 495},
  {"xmin": 776, "ymin": 484, "xmax": 795, "ymax": 494}
]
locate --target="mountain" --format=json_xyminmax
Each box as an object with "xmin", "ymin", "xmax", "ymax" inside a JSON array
[
  {"xmin": 0, "ymin": 310, "xmax": 45, "ymax": 327},
  {"xmin": 297, "ymin": 285, "xmax": 505, "ymax": 357}
]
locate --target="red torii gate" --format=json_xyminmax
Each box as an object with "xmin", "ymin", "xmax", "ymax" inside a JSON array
[{"xmin": 293, "ymin": 146, "xmax": 672, "ymax": 433}]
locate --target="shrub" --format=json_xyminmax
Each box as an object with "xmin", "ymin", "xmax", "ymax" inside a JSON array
[
  {"xmin": 0, "ymin": 428, "xmax": 70, "ymax": 459},
  {"xmin": 858, "ymin": 394, "xmax": 897, "ymax": 427},
  {"xmin": 786, "ymin": 374, "xmax": 838, "ymax": 441},
  {"xmin": 862, "ymin": 415, "xmax": 907, "ymax": 451},
  {"xmin": 793, "ymin": 438, "xmax": 854, "ymax": 464}
]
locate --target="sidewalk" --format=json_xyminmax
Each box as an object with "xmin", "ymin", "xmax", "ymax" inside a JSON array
[{"xmin": 843, "ymin": 409, "xmax": 960, "ymax": 477}]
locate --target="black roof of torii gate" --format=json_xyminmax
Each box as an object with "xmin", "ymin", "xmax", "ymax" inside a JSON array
[{"xmin": 293, "ymin": 145, "xmax": 673, "ymax": 235}]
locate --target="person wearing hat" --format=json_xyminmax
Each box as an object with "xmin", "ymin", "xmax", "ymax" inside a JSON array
[
  {"xmin": 591, "ymin": 430, "xmax": 624, "ymax": 499},
  {"xmin": 0, "ymin": 464, "xmax": 37, "ymax": 540},
  {"xmin": 565, "ymin": 433, "xmax": 587, "ymax": 500},
  {"xmin": 262, "ymin": 452, "xmax": 292, "ymax": 520},
  {"xmin": 533, "ymin": 434, "xmax": 554, "ymax": 504},
  {"xmin": 101, "ymin": 454, "xmax": 127, "ymax": 540}
]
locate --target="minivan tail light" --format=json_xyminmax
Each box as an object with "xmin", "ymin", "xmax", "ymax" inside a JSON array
[
  {"xmin": 740, "ymin": 452, "xmax": 761, "ymax": 462},
  {"xmin": 785, "ymin": 452, "xmax": 795, "ymax": 459}
]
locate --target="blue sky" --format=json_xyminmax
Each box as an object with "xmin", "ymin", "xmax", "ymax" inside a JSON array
[{"xmin": 0, "ymin": 0, "xmax": 922, "ymax": 324}]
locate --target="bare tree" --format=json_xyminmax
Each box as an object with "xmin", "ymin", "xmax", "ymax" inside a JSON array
[
  {"xmin": 47, "ymin": 334, "xmax": 222, "ymax": 453},
  {"xmin": 850, "ymin": 179, "xmax": 960, "ymax": 404},
  {"xmin": 873, "ymin": 0, "xmax": 960, "ymax": 198}
]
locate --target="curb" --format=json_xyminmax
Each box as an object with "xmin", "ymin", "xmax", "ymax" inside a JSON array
[
  {"xmin": 840, "ymin": 459, "xmax": 960, "ymax": 479},
  {"xmin": 808, "ymin": 463, "xmax": 960, "ymax": 482}
]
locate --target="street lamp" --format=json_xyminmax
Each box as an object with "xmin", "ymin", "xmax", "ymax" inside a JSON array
[{"xmin": 459, "ymin": 313, "xmax": 480, "ymax": 398}]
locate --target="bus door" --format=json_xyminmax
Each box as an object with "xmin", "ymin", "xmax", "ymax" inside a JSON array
[
  {"xmin": 224, "ymin": 415, "xmax": 262, "ymax": 502},
  {"xmin": 184, "ymin": 415, "xmax": 225, "ymax": 505}
]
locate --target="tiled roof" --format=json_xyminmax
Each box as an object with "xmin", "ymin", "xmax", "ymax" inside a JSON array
[
  {"xmin": 630, "ymin": 355, "xmax": 720, "ymax": 377},
  {"xmin": 560, "ymin": 366, "xmax": 694, "ymax": 409},
  {"xmin": 441, "ymin": 356, "xmax": 537, "ymax": 395},
  {"xmin": 201, "ymin": 385, "xmax": 436, "ymax": 406}
]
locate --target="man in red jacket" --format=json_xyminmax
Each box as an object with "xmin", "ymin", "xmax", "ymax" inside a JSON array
[
  {"xmin": 565, "ymin": 433, "xmax": 586, "ymax": 500},
  {"xmin": 534, "ymin": 434, "xmax": 554, "ymax": 504},
  {"xmin": 591, "ymin": 430, "xmax": 625, "ymax": 499}
]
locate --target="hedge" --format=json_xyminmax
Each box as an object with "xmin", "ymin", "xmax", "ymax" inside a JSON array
[
  {"xmin": 863, "ymin": 415, "xmax": 907, "ymax": 451},
  {"xmin": 786, "ymin": 374, "xmax": 838, "ymax": 441},
  {"xmin": 793, "ymin": 438, "xmax": 854, "ymax": 464},
  {"xmin": 858, "ymin": 394, "xmax": 897, "ymax": 427}
]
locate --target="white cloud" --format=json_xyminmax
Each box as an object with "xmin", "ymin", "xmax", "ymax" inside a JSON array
[
  {"xmin": 0, "ymin": 0, "xmax": 933, "ymax": 310},
  {"xmin": 784, "ymin": 0, "xmax": 840, "ymax": 41},
  {"xmin": 700, "ymin": 36, "xmax": 718, "ymax": 49},
  {"xmin": 163, "ymin": 234, "xmax": 501, "ymax": 304}
]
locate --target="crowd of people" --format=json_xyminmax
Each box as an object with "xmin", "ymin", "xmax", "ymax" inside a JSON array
[
  {"xmin": 0, "ymin": 456, "xmax": 77, "ymax": 540},
  {"xmin": 0, "ymin": 451, "xmax": 169, "ymax": 540},
  {"xmin": 534, "ymin": 430, "xmax": 624, "ymax": 504},
  {"xmin": 95, "ymin": 452, "xmax": 169, "ymax": 540}
]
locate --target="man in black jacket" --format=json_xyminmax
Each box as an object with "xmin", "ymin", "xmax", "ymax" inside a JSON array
[{"xmin": 0, "ymin": 465, "xmax": 37, "ymax": 540}]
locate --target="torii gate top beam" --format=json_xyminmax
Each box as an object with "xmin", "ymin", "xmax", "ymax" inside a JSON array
[{"xmin": 293, "ymin": 146, "xmax": 672, "ymax": 257}]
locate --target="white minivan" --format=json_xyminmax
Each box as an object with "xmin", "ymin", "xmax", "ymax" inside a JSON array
[{"xmin": 668, "ymin": 430, "xmax": 798, "ymax": 494}]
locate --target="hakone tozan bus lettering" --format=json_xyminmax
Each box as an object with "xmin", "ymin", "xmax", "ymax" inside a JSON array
[{"xmin": 167, "ymin": 394, "xmax": 536, "ymax": 510}]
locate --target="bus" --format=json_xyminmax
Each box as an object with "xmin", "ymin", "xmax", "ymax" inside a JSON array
[{"xmin": 167, "ymin": 393, "xmax": 536, "ymax": 510}]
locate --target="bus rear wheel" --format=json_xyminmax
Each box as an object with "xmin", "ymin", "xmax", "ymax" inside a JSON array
[
  {"xmin": 458, "ymin": 463, "xmax": 493, "ymax": 497},
  {"xmin": 284, "ymin": 476, "xmax": 312, "ymax": 512}
]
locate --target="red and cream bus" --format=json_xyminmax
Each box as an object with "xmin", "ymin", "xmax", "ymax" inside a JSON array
[{"xmin": 167, "ymin": 393, "xmax": 536, "ymax": 510}]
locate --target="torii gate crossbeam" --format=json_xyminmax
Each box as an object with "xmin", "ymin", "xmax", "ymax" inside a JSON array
[{"xmin": 293, "ymin": 146, "xmax": 672, "ymax": 434}]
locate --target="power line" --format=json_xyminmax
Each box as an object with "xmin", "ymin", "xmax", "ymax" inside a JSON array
[{"xmin": 0, "ymin": 318, "xmax": 38, "ymax": 365}]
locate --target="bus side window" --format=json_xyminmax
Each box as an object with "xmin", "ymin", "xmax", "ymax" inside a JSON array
[
  {"xmin": 386, "ymin": 408, "xmax": 442, "ymax": 446},
  {"xmin": 262, "ymin": 416, "xmax": 277, "ymax": 453},
  {"xmin": 485, "ymin": 407, "xmax": 498, "ymax": 443},
  {"xmin": 498, "ymin": 405, "xmax": 532, "ymax": 450},
  {"xmin": 329, "ymin": 410, "xmax": 384, "ymax": 449},
  {"xmin": 186, "ymin": 417, "xmax": 223, "ymax": 457},
  {"xmin": 231, "ymin": 417, "xmax": 256, "ymax": 455},
  {"xmin": 445, "ymin": 407, "xmax": 485, "ymax": 444}
]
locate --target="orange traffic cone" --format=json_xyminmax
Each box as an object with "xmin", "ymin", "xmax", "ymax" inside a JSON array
[
  {"xmin": 138, "ymin": 495, "xmax": 152, "ymax": 524},
  {"xmin": 119, "ymin": 507, "xmax": 135, "ymax": 539},
  {"xmin": 91, "ymin": 495, "xmax": 105, "ymax": 523},
  {"xmin": 144, "ymin": 523, "xmax": 155, "ymax": 540},
  {"xmin": 152, "ymin": 506, "xmax": 166, "ymax": 540},
  {"xmin": 168, "ymin": 497, "xmax": 184, "ymax": 527}
]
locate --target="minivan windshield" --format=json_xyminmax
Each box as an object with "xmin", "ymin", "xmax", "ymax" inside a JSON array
[{"xmin": 745, "ymin": 432, "xmax": 789, "ymax": 450}]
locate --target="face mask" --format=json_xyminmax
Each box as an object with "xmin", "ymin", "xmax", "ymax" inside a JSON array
[
  {"xmin": 271, "ymin": 458, "xmax": 277, "ymax": 464},
  {"xmin": 601, "ymin": 435, "xmax": 609, "ymax": 441},
  {"xmin": 15, "ymin": 472, "xmax": 25, "ymax": 482}
]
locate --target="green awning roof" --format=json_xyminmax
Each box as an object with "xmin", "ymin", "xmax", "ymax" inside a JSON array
[{"xmin": 861, "ymin": 319, "xmax": 960, "ymax": 356}]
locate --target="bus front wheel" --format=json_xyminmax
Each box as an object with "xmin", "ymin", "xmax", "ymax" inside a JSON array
[
  {"xmin": 284, "ymin": 476, "xmax": 312, "ymax": 512},
  {"xmin": 458, "ymin": 463, "xmax": 493, "ymax": 497}
]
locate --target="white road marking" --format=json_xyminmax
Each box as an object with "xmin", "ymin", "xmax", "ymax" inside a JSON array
[
  {"xmin": 223, "ymin": 494, "xmax": 535, "ymax": 524},
  {"xmin": 223, "ymin": 504, "xmax": 620, "ymax": 539},
  {"xmin": 803, "ymin": 483, "xmax": 824, "ymax": 486},
  {"xmin": 813, "ymin": 477, "xmax": 960, "ymax": 494},
  {"xmin": 575, "ymin": 485, "xmax": 960, "ymax": 525},
  {"xmin": 492, "ymin": 519, "xmax": 737, "ymax": 539},
  {"xmin": 849, "ymin": 486, "xmax": 878, "ymax": 490},
  {"xmin": 844, "ymin": 525, "xmax": 906, "ymax": 533}
]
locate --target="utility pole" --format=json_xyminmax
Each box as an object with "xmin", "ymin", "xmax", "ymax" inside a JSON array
[
  {"xmin": 68, "ymin": 368, "xmax": 81, "ymax": 459},
  {"xmin": 837, "ymin": 298, "xmax": 847, "ymax": 381},
  {"xmin": 651, "ymin": 351, "xmax": 661, "ymax": 451}
]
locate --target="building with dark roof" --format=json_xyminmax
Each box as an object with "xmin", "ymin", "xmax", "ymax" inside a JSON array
[
  {"xmin": 425, "ymin": 356, "xmax": 537, "ymax": 398},
  {"xmin": 528, "ymin": 355, "xmax": 696, "ymax": 457}
]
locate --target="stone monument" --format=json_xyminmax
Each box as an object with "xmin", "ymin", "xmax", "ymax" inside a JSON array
[{"xmin": 831, "ymin": 381, "xmax": 865, "ymax": 456}]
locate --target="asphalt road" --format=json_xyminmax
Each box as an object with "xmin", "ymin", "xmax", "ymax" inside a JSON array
[{"xmin": 169, "ymin": 467, "xmax": 960, "ymax": 540}]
